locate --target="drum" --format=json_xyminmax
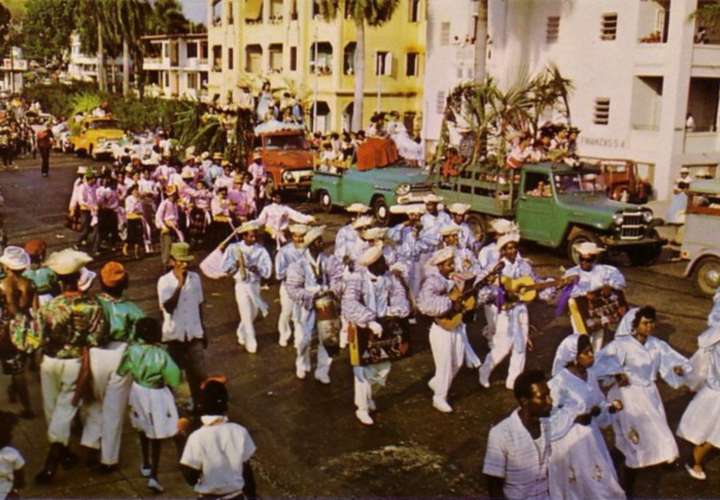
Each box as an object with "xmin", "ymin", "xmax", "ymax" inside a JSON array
[
  {"xmin": 569, "ymin": 288, "xmax": 628, "ymax": 335},
  {"xmin": 349, "ymin": 317, "xmax": 410, "ymax": 366},
  {"xmin": 314, "ymin": 291, "xmax": 341, "ymax": 355}
]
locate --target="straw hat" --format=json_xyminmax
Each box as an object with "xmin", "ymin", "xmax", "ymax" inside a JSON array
[
  {"xmin": 0, "ymin": 246, "xmax": 30, "ymax": 271},
  {"xmin": 447, "ymin": 203, "xmax": 471, "ymax": 215},
  {"xmin": 361, "ymin": 227, "xmax": 387, "ymax": 240},
  {"xmin": 181, "ymin": 166, "xmax": 194, "ymax": 179},
  {"xmin": 429, "ymin": 247, "xmax": 455, "ymax": 266},
  {"xmin": 76, "ymin": 166, "xmax": 87, "ymax": 175},
  {"xmin": 303, "ymin": 225, "xmax": 326, "ymax": 247},
  {"xmin": 497, "ymin": 231, "xmax": 521, "ymax": 250},
  {"xmin": 346, "ymin": 203, "xmax": 371, "ymax": 214},
  {"xmin": 288, "ymin": 224, "xmax": 310, "ymax": 235},
  {"xmin": 574, "ymin": 241, "xmax": 605, "ymax": 256},
  {"xmin": 44, "ymin": 248, "xmax": 93, "ymax": 276},
  {"xmin": 212, "ymin": 152, "xmax": 223, "ymax": 160},
  {"xmin": 236, "ymin": 221, "xmax": 261, "ymax": 234},
  {"xmin": 423, "ymin": 194, "xmax": 443, "ymax": 204},
  {"xmin": 490, "ymin": 218, "xmax": 516, "ymax": 235},
  {"xmin": 357, "ymin": 244, "xmax": 384, "ymax": 267},
  {"xmin": 352, "ymin": 215, "xmax": 375, "ymax": 230},
  {"xmin": 440, "ymin": 225, "xmax": 460, "ymax": 237},
  {"xmin": 24, "ymin": 239, "xmax": 47, "ymax": 259}
]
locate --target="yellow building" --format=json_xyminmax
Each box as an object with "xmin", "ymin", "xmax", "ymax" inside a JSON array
[{"xmin": 207, "ymin": 0, "xmax": 425, "ymax": 133}]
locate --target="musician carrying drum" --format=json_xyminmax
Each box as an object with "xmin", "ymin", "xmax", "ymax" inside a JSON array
[{"xmin": 342, "ymin": 244, "xmax": 411, "ymax": 426}]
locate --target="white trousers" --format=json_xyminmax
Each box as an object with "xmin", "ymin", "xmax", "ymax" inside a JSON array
[
  {"xmin": 41, "ymin": 356, "xmax": 81, "ymax": 446},
  {"xmin": 295, "ymin": 308, "xmax": 332, "ymax": 379},
  {"xmin": 80, "ymin": 342, "xmax": 130, "ymax": 465},
  {"xmin": 480, "ymin": 305, "xmax": 529, "ymax": 390},
  {"xmin": 428, "ymin": 323, "xmax": 465, "ymax": 401},
  {"xmin": 353, "ymin": 362, "xmax": 391, "ymax": 411},
  {"xmin": 235, "ymin": 282, "xmax": 264, "ymax": 351},
  {"xmin": 278, "ymin": 282, "xmax": 295, "ymax": 345},
  {"xmin": 460, "ymin": 325, "xmax": 482, "ymax": 368},
  {"xmin": 483, "ymin": 304, "xmax": 498, "ymax": 347}
]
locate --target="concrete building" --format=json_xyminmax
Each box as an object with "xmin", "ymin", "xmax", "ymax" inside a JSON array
[
  {"xmin": 206, "ymin": 0, "xmax": 426, "ymax": 133},
  {"xmin": 142, "ymin": 33, "xmax": 210, "ymax": 100},
  {"xmin": 67, "ymin": 33, "xmax": 124, "ymax": 84},
  {"xmin": 0, "ymin": 47, "xmax": 27, "ymax": 93}
]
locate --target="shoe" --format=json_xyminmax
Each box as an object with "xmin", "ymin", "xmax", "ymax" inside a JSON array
[
  {"xmin": 237, "ymin": 336, "xmax": 245, "ymax": 346},
  {"xmin": 355, "ymin": 409, "xmax": 374, "ymax": 426},
  {"xmin": 246, "ymin": 344, "xmax": 257, "ymax": 354},
  {"xmin": 96, "ymin": 464, "xmax": 117, "ymax": 474},
  {"xmin": 34, "ymin": 468, "xmax": 54, "ymax": 484},
  {"xmin": 279, "ymin": 339, "xmax": 288, "ymax": 347},
  {"xmin": 368, "ymin": 399, "xmax": 376, "ymax": 412},
  {"xmin": 61, "ymin": 449, "xmax": 79, "ymax": 469},
  {"xmin": 140, "ymin": 465, "xmax": 152, "ymax": 478},
  {"xmin": 685, "ymin": 463, "xmax": 707, "ymax": 480},
  {"xmin": 260, "ymin": 284, "xmax": 270, "ymax": 290},
  {"xmin": 314, "ymin": 373, "xmax": 331, "ymax": 385},
  {"xmin": 147, "ymin": 477, "xmax": 164, "ymax": 493},
  {"xmin": 296, "ymin": 368, "xmax": 306, "ymax": 380},
  {"xmin": 432, "ymin": 397, "xmax": 453, "ymax": 413},
  {"xmin": 479, "ymin": 370, "xmax": 490, "ymax": 389}
]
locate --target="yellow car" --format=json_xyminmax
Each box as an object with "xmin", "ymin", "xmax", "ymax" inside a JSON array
[{"xmin": 70, "ymin": 117, "xmax": 126, "ymax": 160}]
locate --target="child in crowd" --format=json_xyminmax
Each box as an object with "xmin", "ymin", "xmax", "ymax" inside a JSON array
[
  {"xmin": 117, "ymin": 317, "xmax": 181, "ymax": 493},
  {"xmin": 0, "ymin": 411, "xmax": 25, "ymax": 499}
]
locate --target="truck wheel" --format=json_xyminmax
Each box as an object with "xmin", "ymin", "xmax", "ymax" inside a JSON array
[
  {"xmin": 694, "ymin": 257, "xmax": 720, "ymax": 297},
  {"xmin": 372, "ymin": 197, "xmax": 389, "ymax": 226},
  {"xmin": 318, "ymin": 190, "xmax": 333, "ymax": 213},
  {"xmin": 466, "ymin": 214, "xmax": 488, "ymax": 245},
  {"xmin": 566, "ymin": 230, "xmax": 601, "ymax": 265}
]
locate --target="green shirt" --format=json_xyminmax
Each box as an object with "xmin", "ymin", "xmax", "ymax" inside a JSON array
[
  {"xmin": 116, "ymin": 343, "xmax": 181, "ymax": 389},
  {"xmin": 96, "ymin": 293, "xmax": 145, "ymax": 343},
  {"xmin": 37, "ymin": 292, "xmax": 107, "ymax": 359},
  {"xmin": 23, "ymin": 266, "xmax": 59, "ymax": 295}
]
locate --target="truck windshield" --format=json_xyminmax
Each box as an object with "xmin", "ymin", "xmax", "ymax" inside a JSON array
[
  {"xmin": 554, "ymin": 173, "xmax": 599, "ymax": 194},
  {"xmin": 87, "ymin": 120, "xmax": 119, "ymax": 130},
  {"xmin": 265, "ymin": 134, "xmax": 307, "ymax": 150}
]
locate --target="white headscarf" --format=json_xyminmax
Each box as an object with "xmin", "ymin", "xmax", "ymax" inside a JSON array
[{"xmin": 615, "ymin": 307, "xmax": 639, "ymax": 337}]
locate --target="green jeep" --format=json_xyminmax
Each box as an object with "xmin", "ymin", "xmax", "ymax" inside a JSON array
[
  {"xmin": 433, "ymin": 161, "xmax": 666, "ymax": 265},
  {"xmin": 311, "ymin": 163, "xmax": 432, "ymax": 224}
]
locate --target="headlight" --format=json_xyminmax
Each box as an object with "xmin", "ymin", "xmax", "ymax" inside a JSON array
[
  {"xmin": 642, "ymin": 210, "xmax": 653, "ymax": 223},
  {"xmin": 395, "ymin": 184, "xmax": 411, "ymax": 196},
  {"xmin": 98, "ymin": 138, "xmax": 106, "ymax": 145},
  {"xmin": 282, "ymin": 170, "xmax": 293, "ymax": 182},
  {"xmin": 612, "ymin": 213, "xmax": 624, "ymax": 225}
]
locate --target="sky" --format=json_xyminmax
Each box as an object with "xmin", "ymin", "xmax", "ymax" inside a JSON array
[{"xmin": 181, "ymin": 0, "xmax": 207, "ymax": 24}]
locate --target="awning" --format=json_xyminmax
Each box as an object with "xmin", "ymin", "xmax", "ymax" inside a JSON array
[{"xmin": 245, "ymin": 0, "xmax": 263, "ymax": 20}]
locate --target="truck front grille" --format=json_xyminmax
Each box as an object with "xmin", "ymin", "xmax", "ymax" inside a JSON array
[{"xmin": 620, "ymin": 211, "xmax": 645, "ymax": 240}]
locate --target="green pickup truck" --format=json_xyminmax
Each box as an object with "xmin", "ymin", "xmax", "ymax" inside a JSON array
[
  {"xmin": 433, "ymin": 162, "xmax": 665, "ymax": 265},
  {"xmin": 310, "ymin": 162, "xmax": 432, "ymax": 224}
]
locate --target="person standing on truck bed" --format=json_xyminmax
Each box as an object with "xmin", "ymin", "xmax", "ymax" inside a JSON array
[
  {"xmin": 447, "ymin": 203, "xmax": 479, "ymax": 253},
  {"xmin": 419, "ymin": 194, "xmax": 452, "ymax": 283}
]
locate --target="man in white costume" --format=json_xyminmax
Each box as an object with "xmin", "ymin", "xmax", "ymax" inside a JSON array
[
  {"xmin": 387, "ymin": 203, "xmax": 430, "ymax": 301},
  {"xmin": 274, "ymin": 224, "xmax": 308, "ymax": 347},
  {"xmin": 558, "ymin": 241, "xmax": 626, "ymax": 353},
  {"xmin": 221, "ymin": 221, "xmax": 272, "ymax": 353},
  {"xmin": 285, "ymin": 226, "xmax": 343, "ymax": 383},
  {"xmin": 447, "ymin": 203, "xmax": 478, "ymax": 252},
  {"xmin": 595, "ymin": 306, "xmax": 691, "ymax": 495},
  {"xmin": 342, "ymin": 244, "xmax": 410, "ymax": 425},
  {"xmin": 255, "ymin": 188, "xmax": 315, "ymax": 249}
]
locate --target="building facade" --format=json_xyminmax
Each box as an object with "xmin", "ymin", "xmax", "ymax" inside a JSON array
[
  {"xmin": 0, "ymin": 47, "xmax": 27, "ymax": 93},
  {"xmin": 142, "ymin": 34, "xmax": 210, "ymax": 101},
  {"xmin": 206, "ymin": 0, "xmax": 426, "ymax": 133},
  {"xmin": 67, "ymin": 33, "xmax": 124, "ymax": 85},
  {"xmin": 490, "ymin": 0, "xmax": 720, "ymax": 200}
]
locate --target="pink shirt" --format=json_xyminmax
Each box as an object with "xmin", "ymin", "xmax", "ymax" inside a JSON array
[{"xmin": 155, "ymin": 198, "xmax": 178, "ymax": 229}]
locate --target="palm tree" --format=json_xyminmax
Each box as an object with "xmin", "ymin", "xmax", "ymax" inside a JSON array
[
  {"xmin": 107, "ymin": 0, "xmax": 151, "ymax": 96},
  {"xmin": 319, "ymin": 0, "xmax": 400, "ymax": 132},
  {"xmin": 148, "ymin": 0, "xmax": 189, "ymax": 35},
  {"xmin": 78, "ymin": 0, "xmax": 110, "ymax": 91}
]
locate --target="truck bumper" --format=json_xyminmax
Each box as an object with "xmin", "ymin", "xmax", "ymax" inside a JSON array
[
  {"xmin": 600, "ymin": 235, "xmax": 667, "ymax": 248},
  {"xmin": 279, "ymin": 181, "xmax": 312, "ymax": 192}
]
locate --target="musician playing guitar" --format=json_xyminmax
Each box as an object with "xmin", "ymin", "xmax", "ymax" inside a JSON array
[
  {"xmin": 479, "ymin": 232, "xmax": 574, "ymax": 390},
  {"xmin": 341, "ymin": 244, "xmax": 410, "ymax": 426}
]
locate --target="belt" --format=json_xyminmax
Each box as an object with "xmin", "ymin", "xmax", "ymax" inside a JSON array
[{"xmin": 214, "ymin": 216, "xmax": 230, "ymax": 222}]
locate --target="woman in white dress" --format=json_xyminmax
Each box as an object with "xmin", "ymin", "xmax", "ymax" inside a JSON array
[
  {"xmin": 548, "ymin": 334, "xmax": 626, "ymax": 500},
  {"xmin": 595, "ymin": 306, "xmax": 691, "ymax": 495},
  {"xmin": 386, "ymin": 113, "xmax": 424, "ymax": 164},
  {"xmin": 677, "ymin": 289, "xmax": 720, "ymax": 480}
]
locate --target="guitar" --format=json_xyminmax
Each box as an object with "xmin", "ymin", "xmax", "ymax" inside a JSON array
[
  {"xmin": 501, "ymin": 275, "xmax": 574, "ymax": 303},
  {"xmin": 436, "ymin": 264, "xmax": 505, "ymax": 331}
]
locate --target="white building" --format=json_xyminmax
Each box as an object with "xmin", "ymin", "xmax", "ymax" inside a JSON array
[
  {"xmin": 142, "ymin": 34, "xmax": 210, "ymax": 101},
  {"xmin": 0, "ymin": 47, "xmax": 28, "ymax": 93},
  {"xmin": 425, "ymin": 0, "xmax": 720, "ymax": 201},
  {"xmin": 67, "ymin": 33, "xmax": 124, "ymax": 84}
]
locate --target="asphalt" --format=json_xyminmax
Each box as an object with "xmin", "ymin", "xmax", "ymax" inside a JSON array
[{"xmin": 1, "ymin": 152, "xmax": 718, "ymax": 498}]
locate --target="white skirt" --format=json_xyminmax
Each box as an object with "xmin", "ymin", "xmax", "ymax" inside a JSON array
[
  {"xmin": 128, "ymin": 382, "xmax": 178, "ymax": 439},
  {"xmin": 549, "ymin": 423, "xmax": 625, "ymax": 500},
  {"xmin": 609, "ymin": 383, "xmax": 678, "ymax": 468},
  {"xmin": 677, "ymin": 385, "xmax": 720, "ymax": 448}
]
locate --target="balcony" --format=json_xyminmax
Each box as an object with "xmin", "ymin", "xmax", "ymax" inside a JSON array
[
  {"xmin": 684, "ymin": 131, "xmax": 720, "ymax": 154},
  {"xmin": 692, "ymin": 45, "xmax": 720, "ymax": 77},
  {"xmin": 633, "ymin": 43, "xmax": 666, "ymax": 73}
]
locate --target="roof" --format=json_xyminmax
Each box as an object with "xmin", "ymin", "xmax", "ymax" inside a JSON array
[
  {"xmin": 141, "ymin": 33, "xmax": 208, "ymax": 42},
  {"xmin": 690, "ymin": 178, "xmax": 720, "ymax": 195}
]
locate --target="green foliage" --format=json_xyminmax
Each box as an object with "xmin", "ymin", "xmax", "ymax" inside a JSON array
[
  {"xmin": 70, "ymin": 92, "xmax": 102, "ymax": 117},
  {"xmin": 0, "ymin": 2, "xmax": 11, "ymax": 43},
  {"xmin": 319, "ymin": 0, "xmax": 400, "ymax": 27},
  {"xmin": 691, "ymin": 2, "xmax": 720, "ymax": 26},
  {"xmin": 20, "ymin": 0, "xmax": 78, "ymax": 63}
]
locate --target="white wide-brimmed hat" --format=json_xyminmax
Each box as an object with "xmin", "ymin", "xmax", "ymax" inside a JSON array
[
  {"xmin": 303, "ymin": 225, "xmax": 326, "ymax": 247},
  {"xmin": 346, "ymin": 203, "xmax": 371, "ymax": 214},
  {"xmin": 490, "ymin": 218, "xmax": 517, "ymax": 235},
  {"xmin": 447, "ymin": 203, "xmax": 471, "ymax": 215},
  {"xmin": 574, "ymin": 241, "xmax": 605, "ymax": 256},
  {"xmin": 440, "ymin": 225, "xmax": 460, "ymax": 237},
  {"xmin": 361, "ymin": 227, "xmax": 387, "ymax": 240},
  {"xmin": 497, "ymin": 231, "xmax": 521, "ymax": 250},
  {"xmin": 236, "ymin": 221, "xmax": 261, "ymax": 234},
  {"xmin": 429, "ymin": 246, "xmax": 455, "ymax": 266},
  {"xmin": 390, "ymin": 203, "xmax": 425, "ymax": 215},
  {"xmin": 288, "ymin": 224, "xmax": 310, "ymax": 235},
  {"xmin": 78, "ymin": 267, "xmax": 97, "ymax": 292},
  {"xmin": 0, "ymin": 246, "xmax": 30, "ymax": 271},
  {"xmin": 352, "ymin": 215, "xmax": 375, "ymax": 230},
  {"xmin": 357, "ymin": 244, "xmax": 384, "ymax": 267},
  {"xmin": 44, "ymin": 248, "xmax": 93, "ymax": 276},
  {"xmin": 181, "ymin": 166, "xmax": 194, "ymax": 179},
  {"xmin": 423, "ymin": 193, "xmax": 443, "ymax": 204}
]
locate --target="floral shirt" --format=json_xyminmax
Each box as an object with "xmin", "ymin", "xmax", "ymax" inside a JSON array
[{"xmin": 37, "ymin": 292, "xmax": 107, "ymax": 359}]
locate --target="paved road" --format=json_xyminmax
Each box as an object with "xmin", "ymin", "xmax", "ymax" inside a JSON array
[{"xmin": 1, "ymin": 153, "xmax": 717, "ymax": 497}]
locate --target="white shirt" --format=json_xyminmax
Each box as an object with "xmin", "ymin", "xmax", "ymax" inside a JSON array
[
  {"xmin": 180, "ymin": 419, "xmax": 256, "ymax": 497},
  {"xmin": 158, "ymin": 271, "xmax": 205, "ymax": 342},
  {"xmin": 0, "ymin": 446, "xmax": 24, "ymax": 499},
  {"xmin": 483, "ymin": 410, "xmax": 551, "ymax": 500}
]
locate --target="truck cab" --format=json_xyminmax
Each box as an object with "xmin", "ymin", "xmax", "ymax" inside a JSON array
[
  {"xmin": 681, "ymin": 179, "xmax": 720, "ymax": 296},
  {"xmin": 434, "ymin": 162, "xmax": 665, "ymax": 265},
  {"xmin": 252, "ymin": 123, "xmax": 314, "ymax": 195}
]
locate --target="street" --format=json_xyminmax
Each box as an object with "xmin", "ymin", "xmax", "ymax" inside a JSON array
[{"xmin": 1, "ymin": 152, "xmax": 717, "ymax": 497}]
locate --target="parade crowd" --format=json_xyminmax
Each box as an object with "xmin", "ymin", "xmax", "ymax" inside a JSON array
[{"xmin": 1, "ymin": 103, "xmax": 720, "ymax": 500}]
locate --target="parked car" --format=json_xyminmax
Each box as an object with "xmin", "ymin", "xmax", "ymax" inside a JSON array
[
  {"xmin": 310, "ymin": 138, "xmax": 432, "ymax": 223},
  {"xmin": 583, "ymin": 158, "xmax": 653, "ymax": 204},
  {"xmin": 681, "ymin": 179, "xmax": 720, "ymax": 296},
  {"xmin": 70, "ymin": 117, "xmax": 126, "ymax": 160}
]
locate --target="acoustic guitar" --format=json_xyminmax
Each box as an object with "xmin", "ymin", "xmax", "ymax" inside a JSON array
[
  {"xmin": 435, "ymin": 267, "xmax": 504, "ymax": 331},
  {"xmin": 501, "ymin": 275, "xmax": 573, "ymax": 303}
]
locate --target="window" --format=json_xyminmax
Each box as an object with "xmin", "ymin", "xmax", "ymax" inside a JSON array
[
  {"xmin": 406, "ymin": 52, "xmax": 419, "ymax": 77},
  {"xmin": 164, "ymin": 72, "xmax": 169, "ymax": 87},
  {"xmin": 269, "ymin": 43, "xmax": 283, "ymax": 72},
  {"xmin": 312, "ymin": 0, "xmax": 320, "ymax": 17},
  {"xmin": 270, "ymin": 0, "xmax": 284, "ymax": 22},
  {"xmin": 601, "ymin": 13, "xmax": 618, "ymax": 41},
  {"xmin": 593, "ymin": 98, "xmax": 611, "ymax": 125},
  {"xmin": 524, "ymin": 173, "xmax": 552, "ymax": 197},
  {"xmin": 187, "ymin": 42, "xmax": 198, "ymax": 59},
  {"xmin": 310, "ymin": 42, "xmax": 333, "ymax": 74},
  {"xmin": 409, "ymin": 0, "xmax": 421, "ymax": 22},
  {"xmin": 290, "ymin": 46, "xmax": 297, "ymax": 71},
  {"xmin": 228, "ymin": 47, "xmax": 234, "ymax": 70},
  {"xmin": 440, "ymin": 22, "xmax": 451, "ymax": 46},
  {"xmin": 345, "ymin": 0, "xmax": 353, "ymax": 18},
  {"xmin": 245, "ymin": 44, "xmax": 263, "ymax": 73},
  {"xmin": 344, "ymin": 42, "xmax": 356, "ymax": 75},
  {"xmin": 187, "ymin": 72, "xmax": 198, "ymax": 90},
  {"xmin": 201, "ymin": 42, "xmax": 209, "ymax": 60},
  {"xmin": 546, "ymin": 16, "xmax": 560, "ymax": 44},
  {"xmin": 212, "ymin": 0, "xmax": 222, "ymax": 26},
  {"xmin": 436, "ymin": 91, "xmax": 446, "ymax": 114},
  {"xmin": 227, "ymin": 1, "xmax": 234, "ymax": 24},
  {"xmin": 376, "ymin": 51, "xmax": 393, "ymax": 76},
  {"xmin": 212, "ymin": 45, "xmax": 222, "ymax": 71}
]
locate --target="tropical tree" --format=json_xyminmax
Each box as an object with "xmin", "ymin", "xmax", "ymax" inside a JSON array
[
  {"xmin": 104, "ymin": 0, "xmax": 152, "ymax": 96},
  {"xmin": 20, "ymin": 0, "xmax": 78, "ymax": 65},
  {"xmin": 318, "ymin": 0, "xmax": 400, "ymax": 132},
  {"xmin": 692, "ymin": 1, "xmax": 720, "ymax": 27},
  {"xmin": 0, "ymin": 2, "xmax": 11, "ymax": 45},
  {"xmin": 147, "ymin": 0, "xmax": 190, "ymax": 35}
]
